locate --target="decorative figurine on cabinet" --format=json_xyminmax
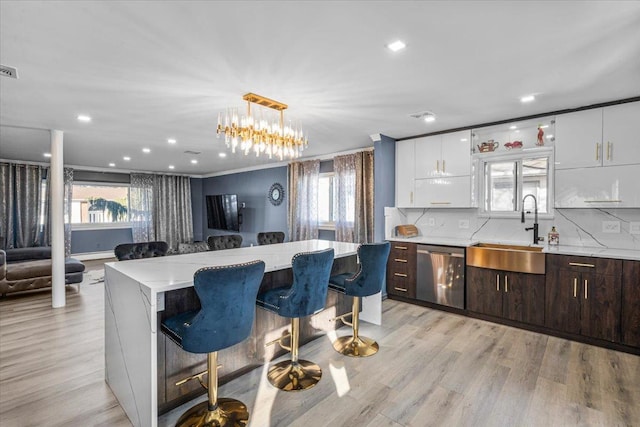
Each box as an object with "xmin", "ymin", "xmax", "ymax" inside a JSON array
[{"xmin": 537, "ymin": 125, "xmax": 545, "ymax": 146}]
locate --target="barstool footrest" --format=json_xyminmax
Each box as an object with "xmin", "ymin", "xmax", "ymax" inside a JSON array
[
  {"xmin": 175, "ymin": 363, "xmax": 223, "ymax": 388},
  {"xmin": 265, "ymin": 333, "xmax": 292, "ymax": 352},
  {"xmin": 333, "ymin": 335, "xmax": 379, "ymax": 357}
]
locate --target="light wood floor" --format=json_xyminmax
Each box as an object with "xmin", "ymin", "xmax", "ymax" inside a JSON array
[{"xmin": 1, "ymin": 264, "xmax": 639, "ymax": 427}]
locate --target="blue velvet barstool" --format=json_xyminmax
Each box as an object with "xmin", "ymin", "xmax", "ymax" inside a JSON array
[
  {"xmin": 161, "ymin": 260, "xmax": 265, "ymax": 427},
  {"xmin": 256, "ymin": 248, "xmax": 334, "ymax": 391},
  {"xmin": 328, "ymin": 242, "xmax": 391, "ymax": 357}
]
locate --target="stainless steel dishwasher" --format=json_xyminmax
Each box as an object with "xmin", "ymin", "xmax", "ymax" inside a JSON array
[{"xmin": 416, "ymin": 245, "xmax": 465, "ymax": 309}]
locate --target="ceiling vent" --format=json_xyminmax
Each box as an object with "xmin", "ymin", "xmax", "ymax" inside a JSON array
[
  {"xmin": 0, "ymin": 64, "xmax": 18, "ymax": 79},
  {"xmin": 409, "ymin": 110, "xmax": 436, "ymax": 123},
  {"xmin": 183, "ymin": 150, "xmax": 201, "ymax": 155}
]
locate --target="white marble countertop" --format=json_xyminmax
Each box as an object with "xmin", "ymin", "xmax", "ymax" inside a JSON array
[
  {"xmin": 104, "ymin": 240, "xmax": 360, "ymax": 293},
  {"xmin": 387, "ymin": 236, "xmax": 640, "ymax": 261}
]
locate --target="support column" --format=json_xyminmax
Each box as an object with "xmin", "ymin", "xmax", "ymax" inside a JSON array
[{"xmin": 51, "ymin": 130, "xmax": 65, "ymax": 308}]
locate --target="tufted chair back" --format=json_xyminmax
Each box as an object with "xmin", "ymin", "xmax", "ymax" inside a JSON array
[
  {"xmin": 114, "ymin": 241, "xmax": 169, "ymax": 261},
  {"xmin": 278, "ymin": 248, "xmax": 334, "ymax": 318},
  {"xmin": 343, "ymin": 242, "xmax": 391, "ymax": 297},
  {"xmin": 257, "ymin": 231, "xmax": 285, "ymax": 246},
  {"xmin": 207, "ymin": 234, "xmax": 243, "ymax": 251},
  {"xmin": 178, "ymin": 241, "xmax": 210, "ymax": 254}
]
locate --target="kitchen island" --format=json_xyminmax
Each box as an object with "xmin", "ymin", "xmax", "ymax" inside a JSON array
[{"xmin": 104, "ymin": 240, "xmax": 360, "ymax": 427}]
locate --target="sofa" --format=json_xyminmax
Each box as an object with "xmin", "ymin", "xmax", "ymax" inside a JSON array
[{"xmin": 0, "ymin": 247, "xmax": 86, "ymax": 296}]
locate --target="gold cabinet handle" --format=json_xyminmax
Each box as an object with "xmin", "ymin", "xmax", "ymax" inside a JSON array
[
  {"xmin": 394, "ymin": 273, "xmax": 408, "ymax": 277},
  {"xmin": 607, "ymin": 141, "xmax": 611, "ymax": 161},
  {"xmin": 394, "ymin": 246, "xmax": 408, "ymax": 250},
  {"xmin": 436, "ymin": 160, "xmax": 440, "ymax": 173},
  {"xmin": 394, "ymin": 258, "xmax": 408, "ymax": 263},
  {"xmin": 596, "ymin": 143, "xmax": 600, "ymax": 161},
  {"xmin": 430, "ymin": 202, "xmax": 452, "ymax": 205},
  {"xmin": 496, "ymin": 274, "xmax": 500, "ymax": 291},
  {"xmin": 410, "ymin": 191, "xmax": 413, "ymax": 204},
  {"xmin": 569, "ymin": 262, "xmax": 595, "ymax": 268},
  {"xmin": 394, "ymin": 287, "xmax": 408, "ymax": 292},
  {"xmin": 584, "ymin": 279, "xmax": 588, "ymax": 299},
  {"xmin": 443, "ymin": 159, "xmax": 446, "ymax": 174},
  {"xmin": 505, "ymin": 275, "xmax": 508, "ymax": 293},
  {"xmin": 573, "ymin": 278, "xmax": 577, "ymax": 298}
]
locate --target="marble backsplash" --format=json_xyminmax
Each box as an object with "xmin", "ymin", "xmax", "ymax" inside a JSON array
[{"xmin": 385, "ymin": 207, "xmax": 640, "ymax": 251}]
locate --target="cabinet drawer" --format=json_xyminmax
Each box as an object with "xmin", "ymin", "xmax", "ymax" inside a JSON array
[
  {"xmin": 387, "ymin": 274, "xmax": 416, "ymax": 298},
  {"xmin": 546, "ymin": 254, "xmax": 621, "ymax": 275}
]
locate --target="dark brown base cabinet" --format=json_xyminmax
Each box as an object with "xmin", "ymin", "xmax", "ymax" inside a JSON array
[
  {"xmin": 466, "ymin": 266, "xmax": 545, "ymax": 326},
  {"xmin": 386, "ymin": 242, "xmax": 417, "ymax": 298},
  {"xmin": 622, "ymin": 260, "xmax": 640, "ymax": 347},
  {"xmin": 545, "ymin": 254, "xmax": 622, "ymax": 343}
]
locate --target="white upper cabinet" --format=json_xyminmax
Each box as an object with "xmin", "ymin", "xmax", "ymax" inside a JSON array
[
  {"xmin": 555, "ymin": 101, "xmax": 640, "ymax": 170},
  {"xmin": 395, "ymin": 139, "xmax": 415, "ymax": 207},
  {"xmin": 413, "ymin": 176, "xmax": 472, "ymax": 208},
  {"xmin": 414, "ymin": 130, "xmax": 471, "ymax": 179},
  {"xmin": 602, "ymin": 102, "xmax": 640, "ymax": 166},
  {"xmin": 555, "ymin": 164, "xmax": 640, "ymax": 208}
]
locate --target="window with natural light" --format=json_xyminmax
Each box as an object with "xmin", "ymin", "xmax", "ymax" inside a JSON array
[
  {"xmin": 71, "ymin": 183, "xmax": 130, "ymax": 225},
  {"xmin": 318, "ymin": 173, "xmax": 336, "ymax": 227},
  {"xmin": 480, "ymin": 152, "xmax": 551, "ymax": 216}
]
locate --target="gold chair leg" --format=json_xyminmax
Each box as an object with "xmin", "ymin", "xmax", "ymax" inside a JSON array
[
  {"xmin": 333, "ymin": 297, "xmax": 379, "ymax": 357},
  {"xmin": 267, "ymin": 317, "xmax": 322, "ymax": 391},
  {"xmin": 175, "ymin": 352, "xmax": 249, "ymax": 427}
]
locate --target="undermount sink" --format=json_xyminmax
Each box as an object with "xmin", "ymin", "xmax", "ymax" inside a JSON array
[{"xmin": 467, "ymin": 243, "xmax": 545, "ymax": 274}]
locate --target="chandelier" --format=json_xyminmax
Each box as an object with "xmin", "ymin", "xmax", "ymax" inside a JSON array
[{"xmin": 216, "ymin": 93, "xmax": 308, "ymax": 160}]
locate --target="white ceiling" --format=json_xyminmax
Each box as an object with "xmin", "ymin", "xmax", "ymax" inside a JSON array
[{"xmin": 1, "ymin": 1, "xmax": 640, "ymax": 176}]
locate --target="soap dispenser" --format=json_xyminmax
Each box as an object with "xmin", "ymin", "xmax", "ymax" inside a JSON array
[{"xmin": 548, "ymin": 226, "xmax": 560, "ymax": 246}]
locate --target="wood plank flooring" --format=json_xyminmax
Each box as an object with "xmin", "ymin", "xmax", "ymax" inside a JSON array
[{"xmin": 1, "ymin": 263, "xmax": 639, "ymax": 427}]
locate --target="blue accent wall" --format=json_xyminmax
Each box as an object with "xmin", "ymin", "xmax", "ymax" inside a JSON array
[
  {"xmin": 71, "ymin": 228, "xmax": 133, "ymax": 254},
  {"xmin": 374, "ymin": 135, "xmax": 395, "ymax": 243},
  {"xmin": 200, "ymin": 167, "xmax": 288, "ymax": 246}
]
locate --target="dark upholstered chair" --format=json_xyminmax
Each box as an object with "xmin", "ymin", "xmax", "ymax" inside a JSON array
[
  {"xmin": 113, "ymin": 241, "xmax": 169, "ymax": 261},
  {"xmin": 257, "ymin": 231, "xmax": 285, "ymax": 246},
  {"xmin": 328, "ymin": 242, "xmax": 390, "ymax": 357},
  {"xmin": 161, "ymin": 260, "xmax": 265, "ymax": 427},
  {"xmin": 256, "ymin": 248, "xmax": 334, "ymax": 391},
  {"xmin": 177, "ymin": 241, "xmax": 210, "ymax": 254},
  {"xmin": 207, "ymin": 234, "xmax": 242, "ymax": 251}
]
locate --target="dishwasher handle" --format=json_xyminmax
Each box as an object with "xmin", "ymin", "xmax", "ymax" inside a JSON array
[{"xmin": 417, "ymin": 249, "xmax": 464, "ymax": 258}]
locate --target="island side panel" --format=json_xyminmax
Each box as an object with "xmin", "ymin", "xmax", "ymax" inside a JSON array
[{"xmin": 105, "ymin": 265, "xmax": 156, "ymax": 427}]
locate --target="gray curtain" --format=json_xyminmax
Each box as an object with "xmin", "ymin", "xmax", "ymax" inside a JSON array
[
  {"xmin": 0, "ymin": 162, "xmax": 49, "ymax": 249},
  {"xmin": 333, "ymin": 151, "xmax": 374, "ymax": 243},
  {"xmin": 287, "ymin": 159, "xmax": 320, "ymax": 241},
  {"xmin": 62, "ymin": 167, "xmax": 73, "ymax": 255},
  {"xmin": 153, "ymin": 175, "xmax": 193, "ymax": 253},
  {"xmin": 130, "ymin": 173, "xmax": 155, "ymax": 243}
]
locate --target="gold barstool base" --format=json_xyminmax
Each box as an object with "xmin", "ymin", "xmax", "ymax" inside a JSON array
[
  {"xmin": 267, "ymin": 360, "xmax": 322, "ymax": 391},
  {"xmin": 175, "ymin": 397, "xmax": 249, "ymax": 427},
  {"xmin": 333, "ymin": 335, "xmax": 379, "ymax": 357}
]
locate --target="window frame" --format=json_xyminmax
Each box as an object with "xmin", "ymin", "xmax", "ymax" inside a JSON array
[
  {"xmin": 70, "ymin": 181, "xmax": 133, "ymax": 230},
  {"xmin": 318, "ymin": 172, "xmax": 336, "ymax": 230},
  {"xmin": 476, "ymin": 147, "xmax": 554, "ymax": 219}
]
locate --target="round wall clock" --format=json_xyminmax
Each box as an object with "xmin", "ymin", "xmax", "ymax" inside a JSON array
[{"xmin": 268, "ymin": 182, "xmax": 284, "ymax": 206}]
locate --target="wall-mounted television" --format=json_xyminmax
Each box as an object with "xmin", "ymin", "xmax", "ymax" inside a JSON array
[{"xmin": 206, "ymin": 194, "xmax": 239, "ymax": 232}]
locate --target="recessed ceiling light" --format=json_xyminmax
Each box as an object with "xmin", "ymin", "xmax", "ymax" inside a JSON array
[
  {"xmin": 190, "ymin": 159, "xmax": 198, "ymax": 164},
  {"xmin": 219, "ymin": 152, "xmax": 227, "ymax": 158},
  {"xmin": 123, "ymin": 156, "xmax": 131, "ymax": 161},
  {"xmin": 43, "ymin": 152, "xmax": 52, "ymax": 158},
  {"xmin": 77, "ymin": 114, "xmax": 91, "ymax": 122},
  {"xmin": 142, "ymin": 148, "xmax": 151, "ymax": 153},
  {"xmin": 109, "ymin": 163, "xmax": 116, "ymax": 167},
  {"xmin": 460, "ymin": 138, "xmax": 468, "ymax": 142},
  {"xmin": 387, "ymin": 40, "xmax": 406, "ymax": 52},
  {"xmin": 510, "ymin": 125, "xmax": 517, "ymax": 130},
  {"xmin": 168, "ymin": 165, "xmax": 175, "ymax": 170},
  {"xmin": 167, "ymin": 138, "xmax": 177, "ymax": 144},
  {"xmin": 424, "ymin": 115, "xmax": 436, "ymax": 123},
  {"xmin": 539, "ymin": 125, "xmax": 549, "ymax": 129},
  {"xmin": 520, "ymin": 95, "xmax": 535, "ymax": 103}
]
